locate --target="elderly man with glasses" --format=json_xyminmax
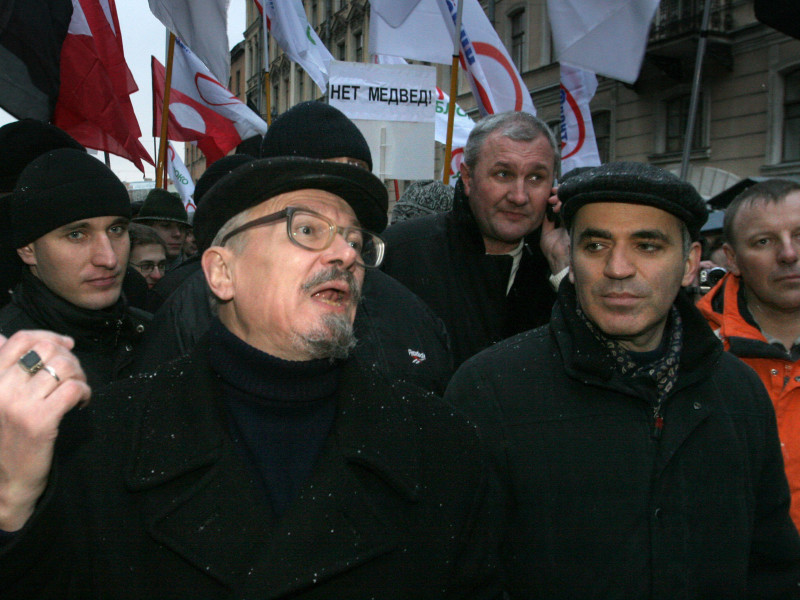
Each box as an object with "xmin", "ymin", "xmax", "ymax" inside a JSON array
[{"xmin": 0, "ymin": 157, "xmax": 502, "ymax": 599}]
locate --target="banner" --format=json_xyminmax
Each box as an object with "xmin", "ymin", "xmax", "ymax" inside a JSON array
[
  {"xmin": 54, "ymin": 0, "xmax": 153, "ymax": 172},
  {"xmin": 328, "ymin": 62, "xmax": 435, "ymax": 123},
  {"xmin": 547, "ymin": 0, "xmax": 659, "ymax": 84},
  {"xmin": 435, "ymin": 87, "xmax": 474, "ymax": 185},
  {"xmin": 559, "ymin": 64, "xmax": 601, "ymax": 174},
  {"xmin": 0, "ymin": 0, "xmax": 73, "ymax": 120},
  {"xmin": 148, "ymin": 0, "xmax": 230, "ymax": 85},
  {"xmin": 262, "ymin": 0, "xmax": 332, "ymax": 93},
  {"xmin": 152, "ymin": 39, "xmax": 268, "ymax": 165},
  {"xmin": 167, "ymin": 142, "xmax": 195, "ymax": 214}
]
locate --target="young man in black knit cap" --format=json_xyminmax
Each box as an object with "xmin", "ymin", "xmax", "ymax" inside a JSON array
[
  {"xmin": 0, "ymin": 148, "xmax": 148, "ymax": 388},
  {"xmin": 445, "ymin": 162, "xmax": 800, "ymax": 597},
  {"xmin": 0, "ymin": 156, "xmax": 502, "ymax": 599}
]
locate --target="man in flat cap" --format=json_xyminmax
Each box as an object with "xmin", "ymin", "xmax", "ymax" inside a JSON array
[
  {"xmin": 0, "ymin": 148, "xmax": 147, "ymax": 388},
  {"xmin": 0, "ymin": 156, "xmax": 501, "ymax": 599},
  {"xmin": 446, "ymin": 162, "xmax": 800, "ymax": 597}
]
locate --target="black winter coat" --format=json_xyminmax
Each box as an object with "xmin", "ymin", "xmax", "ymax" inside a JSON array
[
  {"xmin": 445, "ymin": 282, "xmax": 800, "ymax": 598},
  {"xmin": 134, "ymin": 267, "xmax": 454, "ymax": 395},
  {"xmin": 0, "ymin": 271, "xmax": 149, "ymax": 388},
  {"xmin": 0, "ymin": 336, "xmax": 502, "ymax": 599},
  {"xmin": 381, "ymin": 180, "xmax": 556, "ymax": 369}
]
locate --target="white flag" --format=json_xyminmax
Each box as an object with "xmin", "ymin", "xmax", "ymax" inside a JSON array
[
  {"xmin": 167, "ymin": 143, "xmax": 196, "ymax": 214},
  {"xmin": 559, "ymin": 64, "xmax": 601, "ymax": 174},
  {"xmin": 148, "ymin": 0, "xmax": 231, "ymax": 86},
  {"xmin": 369, "ymin": 0, "xmax": 452, "ymax": 64},
  {"xmin": 438, "ymin": 0, "xmax": 536, "ymax": 116},
  {"xmin": 547, "ymin": 0, "xmax": 659, "ymax": 84},
  {"xmin": 263, "ymin": 0, "xmax": 333, "ymax": 93}
]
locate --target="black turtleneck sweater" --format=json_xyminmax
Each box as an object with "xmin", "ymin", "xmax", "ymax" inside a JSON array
[
  {"xmin": 0, "ymin": 270, "xmax": 146, "ymax": 387},
  {"xmin": 209, "ymin": 319, "xmax": 339, "ymax": 518}
]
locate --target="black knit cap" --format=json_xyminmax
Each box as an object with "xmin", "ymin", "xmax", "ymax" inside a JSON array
[
  {"xmin": 260, "ymin": 101, "xmax": 373, "ymax": 171},
  {"xmin": 0, "ymin": 119, "xmax": 85, "ymax": 193},
  {"xmin": 194, "ymin": 156, "xmax": 388, "ymax": 252},
  {"xmin": 133, "ymin": 188, "xmax": 190, "ymax": 226},
  {"xmin": 9, "ymin": 148, "xmax": 131, "ymax": 248},
  {"xmin": 559, "ymin": 161, "xmax": 708, "ymax": 240},
  {"xmin": 194, "ymin": 154, "xmax": 255, "ymax": 204}
]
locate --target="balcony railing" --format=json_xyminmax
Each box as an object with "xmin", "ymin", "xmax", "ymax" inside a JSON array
[{"xmin": 650, "ymin": 0, "xmax": 733, "ymax": 43}]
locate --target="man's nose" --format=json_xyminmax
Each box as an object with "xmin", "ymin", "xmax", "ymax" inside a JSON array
[
  {"xmin": 92, "ymin": 234, "xmax": 119, "ymax": 269},
  {"xmin": 603, "ymin": 246, "xmax": 636, "ymax": 279}
]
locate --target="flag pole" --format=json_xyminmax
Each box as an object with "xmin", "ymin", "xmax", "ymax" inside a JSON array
[
  {"xmin": 443, "ymin": 0, "xmax": 464, "ymax": 185},
  {"xmin": 157, "ymin": 32, "xmax": 177, "ymax": 189},
  {"xmin": 679, "ymin": 0, "xmax": 712, "ymax": 181}
]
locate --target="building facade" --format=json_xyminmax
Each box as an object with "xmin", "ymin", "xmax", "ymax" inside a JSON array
[{"xmin": 226, "ymin": 0, "xmax": 800, "ymax": 199}]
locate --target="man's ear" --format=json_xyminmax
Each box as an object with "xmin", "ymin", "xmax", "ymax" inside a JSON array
[
  {"xmin": 202, "ymin": 246, "xmax": 235, "ymax": 302},
  {"xmin": 722, "ymin": 242, "xmax": 740, "ymax": 276},
  {"xmin": 681, "ymin": 241, "xmax": 703, "ymax": 287},
  {"xmin": 460, "ymin": 163, "xmax": 472, "ymax": 196},
  {"xmin": 17, "ymin": 244, "xmax": 36, "ymax": 266}
]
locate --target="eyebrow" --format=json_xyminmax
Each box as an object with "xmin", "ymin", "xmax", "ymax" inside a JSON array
[
  {"xmin": 56, "ymin": 217, "xmax": 129, "ymax": 232},
  {"xmin": 577, "ymin": 227, "xmax": 671, "ymax": 243}
]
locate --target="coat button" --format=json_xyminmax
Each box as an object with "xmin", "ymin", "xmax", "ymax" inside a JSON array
[
  {"xmin": 136, "ymin": 324, "xmax": 145, "ymax": 333},
  {"xmin": 693, "ymin": 402, "xmax": 702, "ymax": 410},
  {"xmin": 771, "ymin": 369, "xmax": 779, "ymax": 376},
  {"xmin": 654, "ymin": 508, "xmax": 662, "ymax": 520},
  {"xmin": 125, "ymin": 344, "xmax": 133, "ymax": 352}
]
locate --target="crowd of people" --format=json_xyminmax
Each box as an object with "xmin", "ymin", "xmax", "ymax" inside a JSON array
[{"xmin": 0, "ymin": 104, "xmax": 799, "ymax": 598}]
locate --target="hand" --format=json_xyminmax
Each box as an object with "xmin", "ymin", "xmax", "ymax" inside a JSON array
[
  {"xmin": 0, "ymin": 331, "xmax": 90, "ymax": 531},
  {"xmin": 540, "ymin": 187, "xmax": 570, "ymax": 275}
]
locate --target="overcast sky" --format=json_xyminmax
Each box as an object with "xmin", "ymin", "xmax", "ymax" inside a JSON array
[{"xmin": 0, "ymin": 1, "xmax": 249, "ymax": 184}]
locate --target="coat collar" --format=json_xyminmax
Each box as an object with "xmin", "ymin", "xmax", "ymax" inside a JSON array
[
  {"xmin": 123, "ymin": 334, "xmax": 421, "ymax": 595},
  {"xmin": 552, "ymin": 280, "xmax": 723, "ymax": 392}
]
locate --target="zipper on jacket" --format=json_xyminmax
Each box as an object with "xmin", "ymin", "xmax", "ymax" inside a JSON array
[{"xmin": 651, "ymin": 404, "xmax": 664, "ymax": 440}]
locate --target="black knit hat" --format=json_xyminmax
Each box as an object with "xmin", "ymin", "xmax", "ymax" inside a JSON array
[
  {"xmin": 194, "ymin": 156, "xmax": 388, "ymax": 252},
  {"xmin": 559, "ymin": 162, "xmax": 708, "ymax": 240},
  {"xmin": 133, "ymin": 188, "xmax": 190, "ymax": 226},
  {"xmin": 391, "ymin": 180, "xmax": 454, "ymax": 224},
  {"xmin": 9, "ymin": 148, "xmax": 131, "ymax": 248},
  {"xmin": 0, "ymin": 119, "xmax": 85, "ymax": 193},
  {"xmin": 260, "ymin": 101, "xmax": 373, "ymax": 171},
  {"xmin": 194, "ymin": 154, "xmax": 255, "ymax": 204}
]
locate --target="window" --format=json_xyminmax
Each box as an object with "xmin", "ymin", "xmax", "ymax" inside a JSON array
[
  {"xmin": 337, "ymin": 41, "xmax": 346, "ymax": 61},
  {"xmin": 311, "ymin": 0, "xmax": 318, "ymax": 28},
  {"xmin": 354, "ymin": 31, "xmax": 363, "ymax": 63},
  {"xmin": 592, "ymin": 110, "xmax": 611, "ymax": 164},
  {"xmin": 510, "ymin": 9, "xmax": 525, "ymax": 71},
  {"xmin": 273, "ymin": 84, "xmax": 279, "ymax": 113},
  {"xmin": 235, "ymin": 70, "xmax": 241, "ymax": 97},
  {"xmin": 665, "ymin": 93, "xmax": 704, "ymax": 153},
  {"xmin": 784, "ymin": 68, "xmax": 800, "ymax": 162},
  {"xmin": 284, "ymin": 76, "xmax": 290, "ymax": 110}
]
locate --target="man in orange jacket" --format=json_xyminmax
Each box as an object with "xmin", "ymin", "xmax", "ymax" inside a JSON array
[{"xmin": 697, "ymin": 177, "xmax": 800, "ymax": 529}]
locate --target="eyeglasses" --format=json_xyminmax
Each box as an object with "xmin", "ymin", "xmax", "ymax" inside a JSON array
[
  {"xmin": 131, "ymin": 260, "xmax": 168, "ymax": 275},
  {"xmin": 220, "ymin": 206, "xmax": 385, "ymax": 268}
]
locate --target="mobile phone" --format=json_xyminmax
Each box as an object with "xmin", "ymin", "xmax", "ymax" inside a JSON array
[{"xmin": 545, "ymin": 203, "xmax": 561, "ymax": 227}]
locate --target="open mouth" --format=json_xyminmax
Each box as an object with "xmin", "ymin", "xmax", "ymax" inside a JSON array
[{"xmin": 312, "ymin": 287, "xmax": 349, "ymax": 306}]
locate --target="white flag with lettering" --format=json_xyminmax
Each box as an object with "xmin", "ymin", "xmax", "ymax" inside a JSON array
[
  {"xmin": 263, "ymin": 0, "xmax": 333, "ymax": 93},
  {"xmin": 559, "ymin": 64, "xmax": 601, "ymax": 174},
  {"xmin": 167, "ymin": 143, "xmax": 196, "ymax": 214}
]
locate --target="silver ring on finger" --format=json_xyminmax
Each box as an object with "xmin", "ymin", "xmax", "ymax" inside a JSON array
[
  {"xmin": 42, "ymin": 364, "xmax": 60, "ymax": 382},
  {"xmin": 18, "ymin": 350, "xmax": 45, "ymax": 375}
]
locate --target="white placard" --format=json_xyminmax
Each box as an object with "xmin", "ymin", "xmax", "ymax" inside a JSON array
[{"xmin": 328, "ymin": 61, "xmax": 436, "ymax": 123}]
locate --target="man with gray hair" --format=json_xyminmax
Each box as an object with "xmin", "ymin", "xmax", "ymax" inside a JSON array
[
  {"xmin": 382, "ymin": 111, "xmax": 569, "ymax": 368},
  {"xmin": 0, "ymin": 156, "xmax": 501, "ymax": 598}
]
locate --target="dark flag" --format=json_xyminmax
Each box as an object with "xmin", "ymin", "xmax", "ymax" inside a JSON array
[{"xmin": 0, "ymin": 0, "xmax": 73, "ymax": 120}]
